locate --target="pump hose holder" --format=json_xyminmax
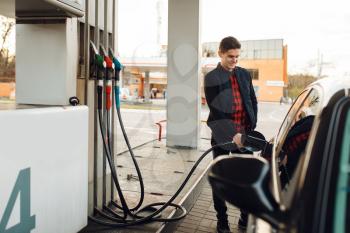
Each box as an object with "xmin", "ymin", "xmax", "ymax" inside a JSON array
[{"xmin": 69, "ymin": 96, "xmax": 80, "ymax": 106}]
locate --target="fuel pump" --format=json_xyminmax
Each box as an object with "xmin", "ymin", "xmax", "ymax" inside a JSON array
[
  {"xmin": 89, "ymin": 50, "xmax": 188, "ymax": 226},
  {"xmin": 90, "ymin": 41, "xmax": 125, "ymax": 220},
  {"xmin": 91, "ymin": 42, "xmax": 131, "ymax": 221},
  {"xmin": 99, "ymin": 45, "xmax": 133, "ymax": 220}
]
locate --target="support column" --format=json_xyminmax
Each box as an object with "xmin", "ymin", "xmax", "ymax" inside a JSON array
[
  {"xmin": 167, "ymin": 0, "xmax": 201, "ymax": 148},
  {"xmin": 144, "ymin": 71, "xmax": 151, "ymax": 102}
]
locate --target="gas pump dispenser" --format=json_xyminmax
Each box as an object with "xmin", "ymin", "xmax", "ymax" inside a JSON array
[
  {"xmin": 0, "ymin": 1, "xmax": 88, "ymax": 233},
  {"xmin": 99, "ymin": 45, "xmax": 127, "ymax": 219},
  {"xmin": 89, "ymin": 50, "xmax": 212, "ymax": 227}
]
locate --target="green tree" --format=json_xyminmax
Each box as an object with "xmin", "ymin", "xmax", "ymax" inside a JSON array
[
  {"xmin": 0, "ymin": 16, "xmax": 15, "ymax": 80},
  {"xmin": 287, "ymin": 74, "xmax": 317, "ymax": 99}
]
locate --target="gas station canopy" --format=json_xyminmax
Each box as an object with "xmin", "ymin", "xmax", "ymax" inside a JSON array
[
  {"xmin": 0, "ymin": 0, "xmax": 82, "ymax": 18},
  {"xmin": 16, "ymin": 0, "xmax": 84, "ymax": 18},
  {"xmin": 1, "ymin": 0, "xmax": 84, "ymax": 18}
]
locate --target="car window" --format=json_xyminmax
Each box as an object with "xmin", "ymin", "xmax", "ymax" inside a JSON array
[
  {"xmin": 333, "ymin": 110, "xmax": 350, "ymax": 233},
  {"xmin": 276, "ymin": 90, "xmax": 310, "ymax": 146},
  {"xmin": 274, "ymin": 88, "xmax": 321, "ymax": 192}
]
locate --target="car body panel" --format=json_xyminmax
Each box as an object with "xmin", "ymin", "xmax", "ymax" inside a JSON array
[{"xmin": 247, "ymin": 77, "xmax": 350, "ymax": 233}]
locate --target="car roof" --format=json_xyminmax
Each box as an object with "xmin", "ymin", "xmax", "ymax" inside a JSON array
[{"xmin": 308, "ymin": 77, "xmax": 350, "ymax": 107}]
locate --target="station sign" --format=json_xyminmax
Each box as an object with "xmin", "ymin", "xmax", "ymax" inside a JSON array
[{"xmin": 266, "ymin": 80, "xmax": 285, "ymax": 87}]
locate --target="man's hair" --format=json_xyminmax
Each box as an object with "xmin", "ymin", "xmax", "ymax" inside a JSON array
[{"xmin": 219, "ymin": 36, "xmax": 241, "ymax": 52}]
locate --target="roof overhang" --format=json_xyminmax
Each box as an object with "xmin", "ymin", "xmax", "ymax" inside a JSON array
[{"xmin": 15, "ymin": 0, "xmax": 84, "ymax": 19}]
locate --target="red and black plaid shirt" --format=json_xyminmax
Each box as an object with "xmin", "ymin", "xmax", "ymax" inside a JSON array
[
  {"xmin": 230, "ymin": 74, "xmax": 250, "ymax": 133},
  {"xmin": 284, "ymin": 131, "xmax": 310, "ymax": 154}
]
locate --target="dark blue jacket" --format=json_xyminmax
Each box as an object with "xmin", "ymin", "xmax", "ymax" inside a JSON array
[{"xmin": 204, "ymin": 63, "xmax": 258, "ymax": 145}]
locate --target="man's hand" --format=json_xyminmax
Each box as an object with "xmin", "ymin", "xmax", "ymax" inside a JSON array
[{"xmin": 233, "ymin": 133, "xmax": 243, "ymax": 148}]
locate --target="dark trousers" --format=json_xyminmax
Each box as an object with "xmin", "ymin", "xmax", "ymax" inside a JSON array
[{"xmin": 211, "ymin": 139, "xmax": 251, "ymax": 222}]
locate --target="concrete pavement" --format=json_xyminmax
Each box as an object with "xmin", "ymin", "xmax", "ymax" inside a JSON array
[
  {"xmin": 169, "ymin": 181, "xmax": 244, "ymax": 233},
  {"xmin": 80, "ymin": 137, "xmax": 214, "ymax": 233}
]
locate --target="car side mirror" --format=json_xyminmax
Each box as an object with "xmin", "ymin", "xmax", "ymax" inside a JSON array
[{"xmin": 208, "ymin": 156, "xmax": 285, "ymax": 228}]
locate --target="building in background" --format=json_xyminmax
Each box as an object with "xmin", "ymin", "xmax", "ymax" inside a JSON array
[
  {"xmin": 203, "ymin": 39, "xmax": 288, "ymax": 102},
  {"xmin": 121, "ymin": 39, "xmax": 288, "ymax": 102}
]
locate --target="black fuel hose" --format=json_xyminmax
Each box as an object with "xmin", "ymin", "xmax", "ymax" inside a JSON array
[
  {"xmin": 95, "ymin": 84, "xmax": 129, "ymax": 220},
  {"xmin": 89, "ymin": 83, "xmax": 238, "ymax": 227},
  {"xmin": 113, "ymin": 102, "xmax": 146, "ymax": 212}
]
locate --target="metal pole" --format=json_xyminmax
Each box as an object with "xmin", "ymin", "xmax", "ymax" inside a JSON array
[
  {"xmin": 85, "ymin": 0, "xmax": 96, "ymax": 212},
  {"xmin": 94, "ymin": 0, "xmax": 100, "ymax": 213},
  {"xmin": 84, "ymin": 0, "xmax": 89, "ymax": 105},
  {"xmin": 102, "ymin": 0, "xmax": 108, "ymax": 207},
  {"xmin": 110, "ymin": 0, "xmax": 116, "ymax": 203}
]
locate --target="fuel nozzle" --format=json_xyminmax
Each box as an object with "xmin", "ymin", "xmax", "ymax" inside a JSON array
[
  {"xmin": 90, "ymin": 41, "xmax": 105, "ymax": 110},
  {"xmin": 100, "ymin": 45, "xmax": 114, "ymax": 81},
  {"xmin": 100, "ymin": 45, "xmax": 114, "ymax": 110},
  {"xmin": 241, "ymin": 131, "xmax": 268, "ymax": 152},
  {"xmin": 108, "ymin": 48, "xmax": 122, "ymax": 82},
  {"xmin": 90, "ymin": 41, "xmax": 106, "ymax": 81},
  {"xmin": 108, "ymin": 48, "xmax": 123, "ymax": 108}
]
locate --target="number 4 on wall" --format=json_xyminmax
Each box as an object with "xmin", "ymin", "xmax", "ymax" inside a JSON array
[{"xmin": 0, "ymin": 168, "xmax": 36, "ymax": 233}]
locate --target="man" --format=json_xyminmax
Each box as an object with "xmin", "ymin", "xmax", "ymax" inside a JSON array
[{"xmin": 204, "ymin": 36, "xmax": 258, "ymax": 233}]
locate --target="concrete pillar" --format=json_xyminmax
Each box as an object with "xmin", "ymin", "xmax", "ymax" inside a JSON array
[
  {"xmin": 144, "ymin": 71, "xmax": 151, "ymax": 102},
  {"xmin": 167, "ymin": 0, "xmax": 201, "ymax": 148}
]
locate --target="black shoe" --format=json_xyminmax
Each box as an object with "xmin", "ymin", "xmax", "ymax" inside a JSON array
[
  {"xmin": 238, "ymin": 214, "xmax": 248, "ymax": 229},
  {"xmin": 217, "ymin": 220, "xmax": 232, "ymax": 233}
]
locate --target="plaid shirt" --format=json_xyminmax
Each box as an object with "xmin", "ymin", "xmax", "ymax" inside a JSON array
[
  {"xmin": 230, "ymin": 74, "xmax": 250, "ymax": 133},
  {"xmin": 284, "ymin": 131, "xmax": 310, "ymax": 154}
]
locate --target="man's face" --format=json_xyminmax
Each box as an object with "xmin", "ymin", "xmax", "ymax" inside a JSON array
[{"xmin": 219, "ymin": 48, "xmax": 240, "ymax": 71}]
